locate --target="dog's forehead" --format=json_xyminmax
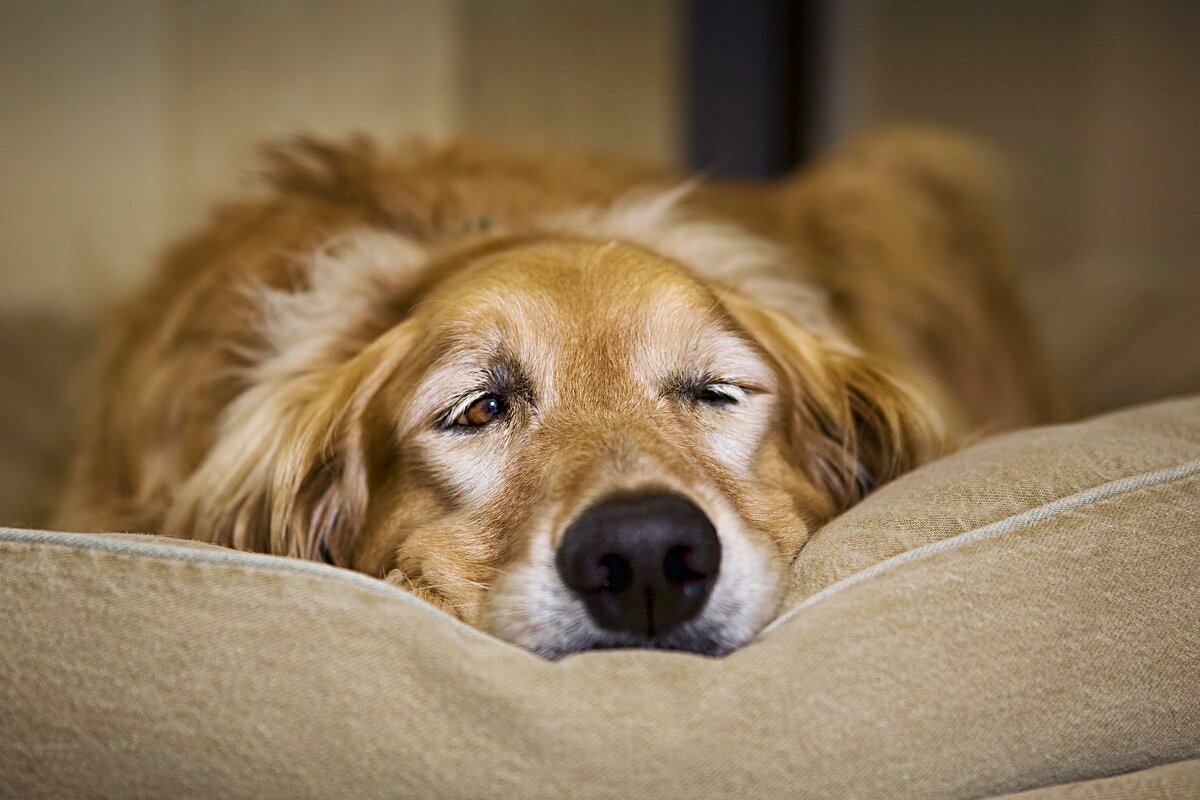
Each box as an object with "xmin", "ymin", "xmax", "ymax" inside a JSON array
[
  {"xmin": 405, "ymin": 237, "xmax": 776, "ymax": 403},
  {"xmin": 429, "ymin": 238, "xmax": 726, "ymax": 342}
]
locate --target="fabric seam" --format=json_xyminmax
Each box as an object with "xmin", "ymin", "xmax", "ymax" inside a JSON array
[
  {"xmin": 0, "ymin": 525, "xmax": 501, "ymax": 646},
  {"xmin": 759, "ymin": 457, "xmax": 1200, "ymax": 637}
]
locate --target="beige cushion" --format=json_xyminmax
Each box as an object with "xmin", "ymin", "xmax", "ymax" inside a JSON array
[
  {"xmin": 989, "ymin": 759, "xmax": 1200, "ymax": 799},
  {"xmin": 2, "ymin": 397, "xmax": 1199, "ymax": 799}
]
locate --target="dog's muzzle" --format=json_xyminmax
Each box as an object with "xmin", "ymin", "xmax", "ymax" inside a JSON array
[{"xmin": 555, "ymin": 490, "xmax": 721, "ymax": 638}]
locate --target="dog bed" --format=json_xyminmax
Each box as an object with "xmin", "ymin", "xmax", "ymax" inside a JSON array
[{"xmin": 3, "ymin": 397, "xmax": 1199, "ymax": 799}]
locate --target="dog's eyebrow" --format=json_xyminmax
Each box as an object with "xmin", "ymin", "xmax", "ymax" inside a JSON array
[
  {"xmin": 421, "ymin": 335, "xmax": 536, "ymax": 391},
  {"xmin": 485, "ymin": 353, "xmax": 535, "ymax": 403}
]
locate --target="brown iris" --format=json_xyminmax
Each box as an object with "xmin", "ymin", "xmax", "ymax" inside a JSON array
[{"xmin": 454, "ymin": 394, "xmax": 507, "ymax": 428}]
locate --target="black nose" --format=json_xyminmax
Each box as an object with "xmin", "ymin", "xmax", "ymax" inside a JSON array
[{"xmin": 555, "ymin": 491, "xmax": 721, "ymax": 638}]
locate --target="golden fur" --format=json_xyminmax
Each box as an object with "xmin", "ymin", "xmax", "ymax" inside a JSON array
[{"xmin": 57, "ymin": 128, "xmax": 1063, "ymax": 656}]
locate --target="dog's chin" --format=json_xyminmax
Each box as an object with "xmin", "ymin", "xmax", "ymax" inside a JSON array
[
  {"xmin": 485, "ymin": 581, "xmax": 772, "ymax": 660},
  {"xmin": 527, "ymin": 618, "xmax": 744, "ymax": 661}
]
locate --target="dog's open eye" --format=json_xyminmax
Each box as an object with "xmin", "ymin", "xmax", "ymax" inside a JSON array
[
  {"xmin": 452, "ymin": 394, "xmax": 507, "ymax": 428},
  {"xmin": 693, "ymin": 383, "xmax": 747, "ymax": 407}
]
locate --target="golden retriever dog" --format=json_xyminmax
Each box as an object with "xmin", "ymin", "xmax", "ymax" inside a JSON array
[{"xmin": 57, "ymin": 128, "xmax": 1062, "ymax": 658}]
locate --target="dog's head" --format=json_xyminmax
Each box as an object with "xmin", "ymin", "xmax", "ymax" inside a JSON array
[{"xmin": 174, "ymin": 198, "xmax": 941, "ymax": 658}]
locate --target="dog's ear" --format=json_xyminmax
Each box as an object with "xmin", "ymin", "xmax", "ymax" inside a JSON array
[
  {"xmin": 727, "ymin": 298, "xmax": 944, "ymax": 511},
  {"xmin": 167, "ymin": 321, "xmax": 417, "ymax": 565}
]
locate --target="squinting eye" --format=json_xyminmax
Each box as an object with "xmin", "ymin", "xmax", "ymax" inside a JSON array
[
  {"xmin": 453, "ymin": 394, "xmax": 507, "ymax": 428},
  {"xmin": 693, "ymin": 383, "xmax": 747, "ymax": 407}
]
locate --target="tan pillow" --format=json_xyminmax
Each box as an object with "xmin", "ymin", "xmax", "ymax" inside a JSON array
[{"xmin": 2, "ymin": 397, "xmax": 1199, "ymax": 799}]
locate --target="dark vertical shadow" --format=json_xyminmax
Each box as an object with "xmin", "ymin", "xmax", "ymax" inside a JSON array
[{"xmin": 684, "ymin": 0, "xmax": 822, "ymax": 177}]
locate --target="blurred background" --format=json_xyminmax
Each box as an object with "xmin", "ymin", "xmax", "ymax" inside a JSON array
[{"xmin": 2, "ymin": 0, "xmax": 1198, "ymax": 524}]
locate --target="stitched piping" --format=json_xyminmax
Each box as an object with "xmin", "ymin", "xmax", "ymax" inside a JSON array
[
  {"xmin": 758, "ymin": 457, "xmax": 1200, "ymax": 638},
  {"xmin": 0, "ymin": 525, "xmax": 502, "ymax": 646}
]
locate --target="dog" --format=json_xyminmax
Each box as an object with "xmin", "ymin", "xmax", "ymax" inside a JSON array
[{"xmin": 57, "ymin": 128, "xmax": 1062, "ymax": 658}]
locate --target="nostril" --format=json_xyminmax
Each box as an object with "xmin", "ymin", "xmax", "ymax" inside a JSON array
[
  {"xmin": 663, "ymin": 545, "xmax": 706, "ymax": 584},
  {"xmin": 598, "ymin": 553, "xmax": 633, "ymax": 592}
]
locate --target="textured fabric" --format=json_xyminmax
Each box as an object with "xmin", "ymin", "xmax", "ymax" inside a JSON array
[
  {"xmin": 989, "ymin": 760, "xmax": 1200, "ymax": 799},
  {"xmin": 2, "ymin": 397, "xmax": 1199, "ymax": 799},
  {"xmin": 765, "ymin": 458, "xmax": 1200, "ymax": 642},
  {"xmin": 784, "ymin": 395, "xmax": 1200, "ymax": 606}
]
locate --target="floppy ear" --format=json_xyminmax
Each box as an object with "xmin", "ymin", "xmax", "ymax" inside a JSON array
[
  {"xmin": 166, "ymin": 322, "xmax": 417, "ymax": 565},
  {"xmin": 728, "ymin": 298, "xmax": 944, "ymax": 511}
]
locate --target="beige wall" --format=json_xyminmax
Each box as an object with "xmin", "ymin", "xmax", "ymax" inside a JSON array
[
  {"xmin": 461, "ymin": 0, "xmax": 679, "ymax": 164},
  {"xmin": 0, "ymin": 0, "xmax": 679, "ymax": 317},
  {"xmin": 1, "ymin": 1, "xmax": 171, "ymax": 317},
  {"xmin": 832, "ymin": 0, "xmax": 1200, "ymax": 411},
  {"xmin": 163, "ymin": 0, "xmax": 464, "ymax": 234}
]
